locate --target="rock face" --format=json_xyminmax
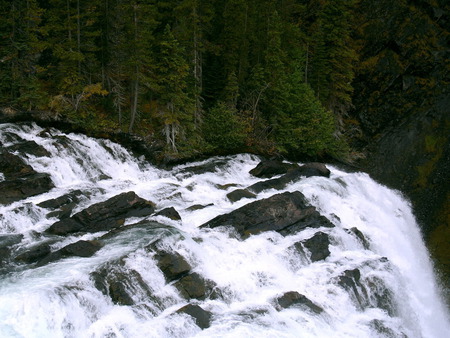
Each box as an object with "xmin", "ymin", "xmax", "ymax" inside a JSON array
[
  {"xmin": 248, "ymin": 163, "xmax": 331, "ymax": 194},
  {"xmin": 46, "ymin": 191, "xmax": 156, "ymax": 235},
  {"xmin": 303, "ymin": 232, "xmax": 331, "ymax": 262},
  {"xmin": 275, "ymin": 291, "xmax": 323, "ymax": 314},
  {"xmin": 249, "ymin": 160, "xmax": 299, "ymax": 178},
  {"xmin": 176, "ymin": 304, "xmax": 212, "ymax": 329},
  {"xmin": 0, "ymin": 151, "xmax": 54, "ymax": 205},
  {"xmin": 201, "ymin": 191, "xmax": 334, "ymax": 239}
]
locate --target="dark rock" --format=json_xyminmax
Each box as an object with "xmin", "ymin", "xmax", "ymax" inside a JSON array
[
  {"xmin": 337, "ymin": 269, "xmax": 367, "ymax": 308},
  {"xmin": 175, "ymin": 272, "xmax": 217, "ymax": 300},
  {"xmin": 201, "ymin": 191, "xmax": 334, "ymax": 239},
  {"xmin": 0, "ymin": 173, "xmax": 54, "ymax": 205},
  {"xmin": 346, "ymin": 227, "xmax": 370, "ymax": 249},
  {"xmin": 173, "ymin": 158, "xmax": 229, "ymax": 176},
  {"xmin": 226, "ymin": 189, "xmax": 256, "ymax": 202},
  {"xmin": 15, "ymin": 243, "xmax": 52, "ymax": 264},
  {"xmin": 46, "ymin": 218, "xmax": 84, "ymax": 235},
  {"xmin": 0, "ymin": 234, "xmax": 24, "ymax": 248},
  {"xmin": 186, "ymin": 203, "xmax": 213, "ymax": 211},
  {"xmin": 247, "ymin": 163, "xmax": 330, "ymax": 194},
  {"xmin": 91, "ymin": 263, "xmax": 154, "ymax": 307},
  {"xmin": 6, "ymin": 140, "xmax": 51, "ymax": 157},
  {"xmin": 38, "ymin": 190, "xmax": 84, "ymax": 209},
  {"xmin": 176, "ymin": 304, "xmax": 212, "ymax": 329},
  {"xmin": 275, "ymin": 291, "xmax": 323, "ymax": 314},
  {"xmin": 32, "ymin": 240, "xmax": 102, "ymax": 266},
  {"xmin": 147, "ymin": 245, "xmax": 191, "ymax": 282},
  {"xmin": 0, "ymin": 151, "xmax": 34, "ymax": 179},
  {"xmin": 302, "ymin": 232, "xmax": 331, "ymax": 262},
  {"xmin": 46, "ymin": 191, "xmax": 155, "ymax": 235},
  {"xmin": 155, "ymin": 207, "xmax": 181, "ymax": 220},
  {"xmin": 249, "ymin": 160, "xmax": 299, "ymax": 178}
]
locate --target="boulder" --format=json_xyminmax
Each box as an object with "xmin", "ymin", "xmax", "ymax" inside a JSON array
[
  {"xmin": 226, "ymin": 189, "xmax": 256, "ymax": 202},
  {"xmin": 302, "ymin": 232, "xmax": 331, "ymax": 262},
  {"xmin": 6, "ymin": 140, "xmax": 51, "ymax": 158},
  {"xmin": 186, "ymin": 203, "xmax": 214, "ymax": 211},
  {"xmin": 176, "ymin": 304, "xmax": 212, "ymax": 329},
  {"xmin": 346, "ymin": 227, "xmax": 370, "ymax": 249},
  {"xmin": 201, "ymin": 191, "xmax": 334, "ymax": 239},
  {"xmin": 249, "ymin": 160, "xmax": 299, "ymax": 178},
  {"xmin": 46, "ymin": 191, "xmax": 155, "ymax": 235},
  {"xmin": 146, "ymin": 243, "xmax": 191, "ymax": 282},
  {"xmin": 15, "ymin": 243, "xmax": 52, "ymax": 264},
  {"xmin": 248, "ymin": 163, "xmax": 330, "ymax": 193},
  {"xmin": 275, "ymin": 291, "xmax": 323, "ymax": 314},
  {"xmin": 27, "ymin": 240, "xmax": 103, "ymax": 266},
  {"xmin": 0, "ymin": 151, "xmax": 54, "ymax": 205},
  {"xmin": 155, "ymin": 207, "xmax": 181, "ymax": 221},
  {"xmin": 174, "ymin": 272, "xmax": 217, "ymax": 300},
  {"xmin": 38, "ymin": 190, "xmax": 84, "ymax": 209}
]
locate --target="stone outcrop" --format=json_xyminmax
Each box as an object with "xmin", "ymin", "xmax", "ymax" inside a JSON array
[
  {"xmin": 274, "ymin": 291, "xmax": 323, "ymax": 314},
  {"xmin": 249, "ymin": 160, "xmax": 299, "ymax": 178},
  {"xmin": 0, "ymin": 151, "xmax": 54, "ymax": 205},
  {"xmin": 176, "ymin": 304, "xmax": 212, "ymax": 329},
  {"xmin": 46, "ymin": 191, "xmax": 155, "ymax": 235},
  {"xmin": 201, "ymin": 191, "xmax": 334, "ymax": 239}
]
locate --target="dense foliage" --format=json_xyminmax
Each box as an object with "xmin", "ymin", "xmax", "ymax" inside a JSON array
[{"xmin": 0, "ymin": 0, "xmax": 448, "ymax": 160}]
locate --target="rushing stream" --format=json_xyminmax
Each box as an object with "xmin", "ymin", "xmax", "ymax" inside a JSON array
[{"xmin": 0, "ymin": 122, "xmax": 448, "ymax": 337}]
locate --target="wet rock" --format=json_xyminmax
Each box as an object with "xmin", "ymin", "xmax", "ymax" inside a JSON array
[
  {"xmin": 175, "ymin": 272, "xmax": 217, "ymax": 300},
  {"xmin": 46, "ymin": 191, "xmax": 155, "ymax": 235},
  {"xmin": 248, "ymin": 163, "xmax": 330, "ymax": 194},
  {"xmin": 201, "ymin": 191, "xmax": 334, "ymax": 239},
  {"xmin": 337, "ymin": 268, "xmax": 368, "ymax": 309},
  {"xmin": 186, "ymin": 203, "xmax": 213, "ymax": 211},
  {"xmin": 39, "ymin": 190, "xmax": 85, "ymax": 219},
  {"xmin": 0, "ymin": 234, "xmax": 24, "ymax": 248},
  {"xmin": 6, "ymin": 140, "xmax": 51, "ymax": 158},
  {"xmin": 38, "ymin": 190, "xmax": 84, "ymax": 209},
  {"xmin": 176, "ymin": 304, "xmax": 212, "ymax": 329},
  {"xmin": 346, "ymin": 227, "xmax": 370, "ymax": 249},
  {"xmin": 302, "ymin": 232, "xmax": 331, "ymax": 262},
  {"xmin": 226, "ymin": 189, "xmax": 256, "ymax": 202},
  {"xmin": 0, "ymin": 151, "xmax": 34, "ymax": 179},
  {"xmin": 0, "ymin": 151, "xmax": 54, "ymax": 204},
  {"xmin": 249, "ymin": 160, "xmax": 299, "ymax": 178},
  {"xmin": 155, "ymin": 207, "xmax": 181, "ymax": 221},
  {"xmin": 91, "ymin": 263, "xmax": 155, "ymax": 307},
  {"xmin": 15, "ymin": 243, "xmax": 52, "ymax": 264},
  {"xmin": 147, "ymin": 244, "xmax": 191, "ymax": 282},
  {"xmin": 275, "ymin": 291, "xmax": 323, "ymax": 314},
  {"xmin": 34, "ymin": 240, "xmax": 103, "ymax": 266}
]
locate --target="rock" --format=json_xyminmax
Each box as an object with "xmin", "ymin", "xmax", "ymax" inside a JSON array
[
  {"xmin": 15, "ymin": 243, "xmax": 52, "ymax": 264},
  {"xmin": 249, "ymin": 160, "xmax": 299, "ymax": 178},
  {"xmin": 201, "ymin": 191, "xmax": 334, "ymax": 239},
  {"xmin": 346, "ymin": 227, "xmax": 370, "ymax": 249},
  {"xmin": 302, "ymin": 232, "xmax": 331, "ymax": 262},
  {"xmin": 38, "ymin": 190, "xmax": 84, "ymax": 209},
  {"xmin": 0, "ymin": 151, "xmax": 54, "ymax": 205},
  {"xmin": 186, "ymin": 203, "xmax": 213, "ymax": 211},
  {"xmin": 275, "ymin": 291, "xmax": 323, "ymax": 314},
  {"xmin": 0, "ymin": 234, "xmax": 24, "ymax": 248},
  {"xmin": 91, "ymin": 262, "xmax": 154, "ymax": 307},
  {"xmin": 0, "ymin": 151, "xmax": 34, "ymax": 179},
  {"xmin": 147, "ymin": 244, "xmax": 191, "ymax": 282},
  {"xmin": 176, "ymin": 304, "xmax": 212, "ymax": 329},
  {"xmin": 30, "ymin": 240, "xmax": 103, "ymax": 266},
  {"xmin": 337, "ymin": 268, "xmax": 366, "ymax": 308},
  {"xmin": 46, "ymin": 191, "xmax": 155, "ymax": 235},
  {"xmin": 6, "ymin": 140, "xmax": 51, "ymax": 158},
  {"xmin": 247, "ymin": 163, "xmax": 330, "ymax": 194},
  {"xmin": 155, "ymin": 207, "xmax": 181, "ymax": 221},
  {"xmin": 226, "ymin": 189, "xmax": 256, "ymax": 202},
  {"xmin": 174, "ymin": 272, "xmax": 217, "ymax": 300}
]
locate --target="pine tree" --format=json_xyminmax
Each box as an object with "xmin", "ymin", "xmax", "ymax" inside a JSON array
[{"xmin": 154, "ymin": 25, "xmax": 193, "ymax": 153}]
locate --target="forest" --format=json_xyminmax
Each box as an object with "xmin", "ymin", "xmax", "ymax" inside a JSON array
[{"xmin": 0, "ymin": 0, "xmax": 448, "ymax": 161}]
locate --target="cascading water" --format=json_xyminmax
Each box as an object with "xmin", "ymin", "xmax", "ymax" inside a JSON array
[{"xmin": 0, "ymin": 122, "xmax": 448, "ymax": 338}]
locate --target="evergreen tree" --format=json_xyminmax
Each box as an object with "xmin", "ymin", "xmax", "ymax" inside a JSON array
[{"xmin": 154, "ymin": 25, "xmax": 193, "ymax": 153}]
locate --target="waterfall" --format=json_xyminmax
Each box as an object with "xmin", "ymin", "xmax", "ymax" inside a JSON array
[{"xmin": 0, "ymin": 122, "xmax": 448, "ymax": 337}]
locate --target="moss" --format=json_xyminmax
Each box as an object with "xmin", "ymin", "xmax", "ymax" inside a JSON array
[{"xmin": 414, "ymin": 134, "xmax": 445, "ymax": 189}]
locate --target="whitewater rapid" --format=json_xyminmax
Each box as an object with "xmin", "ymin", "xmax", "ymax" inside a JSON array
[{"xmin": 0, "ymin": 122, "xmax": 448, "ymax": 337}]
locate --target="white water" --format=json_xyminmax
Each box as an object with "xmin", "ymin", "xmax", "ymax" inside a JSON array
[{"xmin": 0, "ymin": 122, "xmax": 448, "ymax": 337}]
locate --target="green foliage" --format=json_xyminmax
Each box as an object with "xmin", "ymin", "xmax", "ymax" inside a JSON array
[{"xmin": 203, "ymin": 101, "xmax": 246, "ymax": 153}]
